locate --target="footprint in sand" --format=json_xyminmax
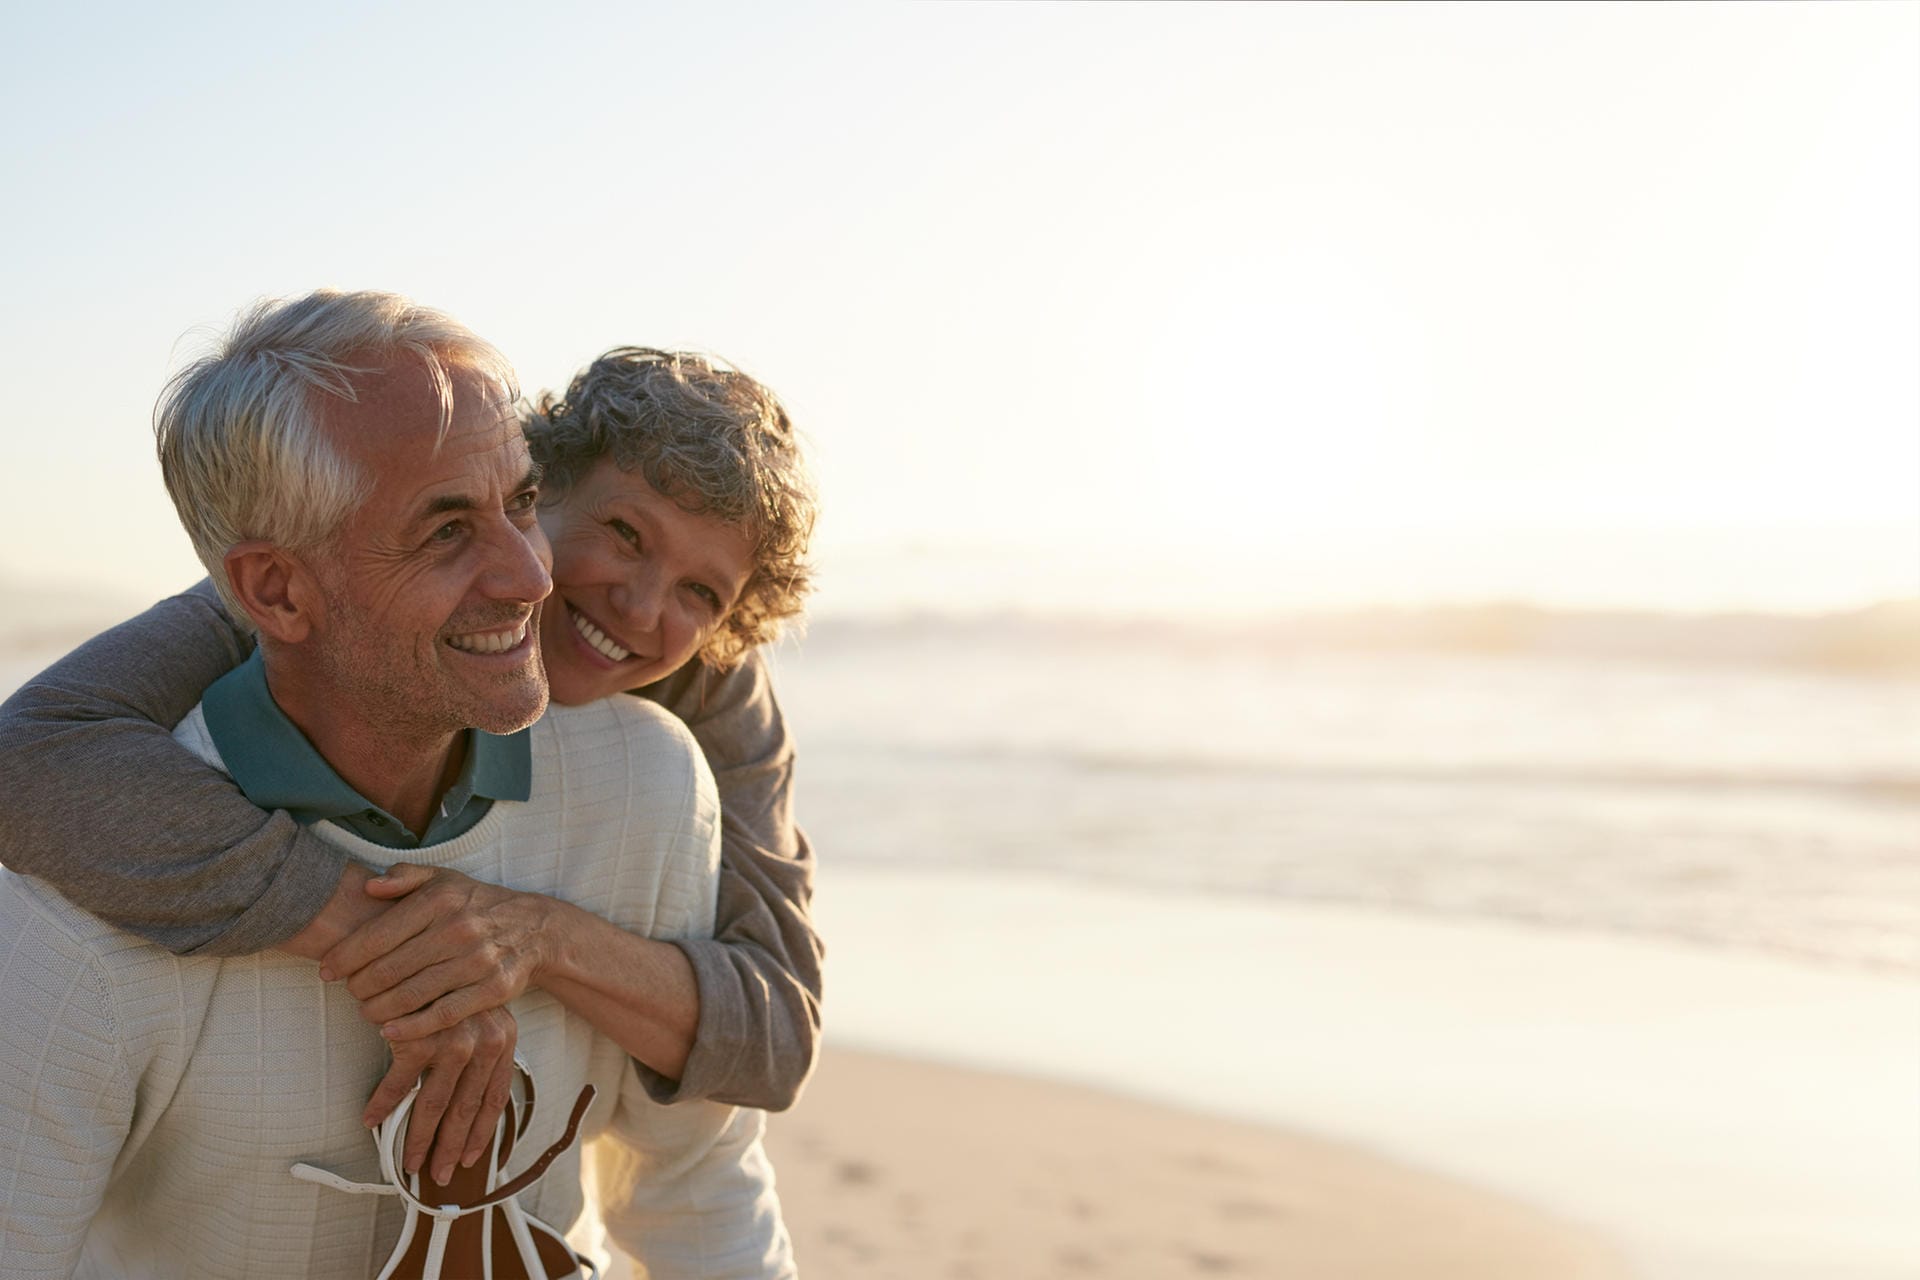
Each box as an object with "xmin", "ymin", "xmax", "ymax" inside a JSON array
[
  {"xmin": 1180, "ymin": 1150, "xmax": 1250, "ymax": 1178},
  {"xmin": 822, "ymin": 1225, "xmax": 877, "ymax": 1262},
  {"xmin": 833, "ymin": 1158, "xmax": 880, "ymax": 1187},
  {"xmin": 1184, "ymin": 1247, "xmax": 1241, "ymax": 1273}
]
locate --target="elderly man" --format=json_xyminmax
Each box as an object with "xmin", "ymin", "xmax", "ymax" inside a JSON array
[{"xmin": 0, "ymin": 291, "xmax": 792, "ymax": 1278}]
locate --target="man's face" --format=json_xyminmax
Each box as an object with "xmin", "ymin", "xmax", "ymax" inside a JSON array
[{"xmin": 305, "ymin": 357, "xmax": 553, "ymax": 741}]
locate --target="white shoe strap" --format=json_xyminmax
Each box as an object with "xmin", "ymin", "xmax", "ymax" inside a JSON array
[{"xmin": 290, "ymin": 1162, "xmax": 397, "ymax": 1199}]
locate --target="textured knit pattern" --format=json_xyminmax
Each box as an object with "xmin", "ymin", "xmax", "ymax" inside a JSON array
[{"xmin": 0, "ymin": 697, "xmax": 794, "ymax": 1280}]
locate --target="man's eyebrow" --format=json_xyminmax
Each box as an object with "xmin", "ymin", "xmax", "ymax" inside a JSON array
[
  {"xmin": 414, "ymin": 465, "xmax": 545, "ymax": 522},
  {"xmin": 419, "ymin": 492, "xmax": 477, "ymax": 521}
]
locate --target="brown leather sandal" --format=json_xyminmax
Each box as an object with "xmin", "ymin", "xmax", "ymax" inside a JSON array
[{"xmin": 293, "ymin": 1060, "xmax": 599, "ymax": 1279}]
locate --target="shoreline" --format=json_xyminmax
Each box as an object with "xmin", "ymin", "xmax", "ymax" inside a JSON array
[{"xmin": 764, "ymin": 1045, "xmax": 1629, "ymax": 1279}]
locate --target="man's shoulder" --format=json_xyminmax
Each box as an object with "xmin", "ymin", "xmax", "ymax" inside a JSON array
[
  {"xmin": 0, "ymin": 868, "xmax": 179, "ymax": 1000},
  {"xmin": 536, "ymin": 695, "xmax": 691, "ymax": 745},
  {"xmin": 1, "ymin": 869, "xmax": 117, "ymax": 949},
  {"xmin": 0, "ymin": 706, "xmax": 219, "ymax": 993},
  {"xmin": 0, "ymin": 870, "xmax": 217, "ymax": 1087},
  {"xmin": 521, "ymin": 699, "xmax": 721, "ymax": 891},
  {"xmin": 531, "ymin": 697, "xmax": 709, "ymax": 788}
]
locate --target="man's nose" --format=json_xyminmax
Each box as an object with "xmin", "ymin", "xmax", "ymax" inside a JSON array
[{"xmin": 479, "ymin": 516, "xmax": 553, "ymax": 605}]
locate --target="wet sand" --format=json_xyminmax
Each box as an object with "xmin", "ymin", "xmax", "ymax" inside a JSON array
[{"xmin": 763, "ymin": 1047, "xmax": 1628, "ymax": 1279}]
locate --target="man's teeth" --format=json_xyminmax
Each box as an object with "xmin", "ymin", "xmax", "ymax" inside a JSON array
[
  {"xmin": 571, "ymin": 607, "xmax": 631, "ymax": 662},
  {"xmin": 446, "ymin": 621, "xmax": 528, "ymax": 654}
]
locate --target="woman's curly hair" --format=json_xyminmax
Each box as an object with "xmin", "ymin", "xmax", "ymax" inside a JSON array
[{"xmin": 525, "ymin": 347, "xmax": 816, "ymax": 670}]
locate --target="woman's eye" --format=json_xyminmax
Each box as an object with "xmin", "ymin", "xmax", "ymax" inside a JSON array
[
  {"xmin": 688, "ymin": 583, "xmax": 722, "ymax": 610},
  {"xmin": 609, "ymin": 519, "xmax": 641, "ymax": 549}
]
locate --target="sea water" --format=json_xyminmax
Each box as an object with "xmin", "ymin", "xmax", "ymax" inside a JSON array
[{"xmin": 770, "ymin": 618, "xmax": 1920, "ymax": 973}]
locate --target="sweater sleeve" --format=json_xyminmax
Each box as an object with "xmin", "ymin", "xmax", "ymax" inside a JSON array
[
  {"xmin": 0, "ymin": 581, "xmax": 348, "ymax": 956},
  {"xmin": 632, "ymin": 651, "xmax": 824, "ymax": 1112},
  {"xmin": 0, "ymin": 893, "xmax": 137, "ymax": 1276}
]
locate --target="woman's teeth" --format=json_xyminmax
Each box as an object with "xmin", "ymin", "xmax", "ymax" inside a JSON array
[
  {"xmin": 446, "ymin": 620, "xmax": 529, "ymax": 654},
  {"xmin": 571, "ymin": 606, "xmax": 631, "ymax": 662}
]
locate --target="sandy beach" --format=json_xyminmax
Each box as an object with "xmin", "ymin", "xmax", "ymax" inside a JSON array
[
  {"xmin": 802, "ymin": 868, "xmax": 1920, "ymax": 1280},
  {"xmin": 765, "ymin": 1046, "xmax": 1627, "ymax": 1279}
]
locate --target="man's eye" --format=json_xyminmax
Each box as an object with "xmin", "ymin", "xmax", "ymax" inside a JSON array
[
  {"xmin": 507, "ymin": 490, "xmax": 539, "ymax": 515},
  {"xmin": 430, "ymin": 520, "xmax": 464, "ymax": 544}
]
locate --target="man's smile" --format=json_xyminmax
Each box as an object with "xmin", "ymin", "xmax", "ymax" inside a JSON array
[{"xmin": 443, "ymin": 618, "xmax": 533, "ymax": 656}]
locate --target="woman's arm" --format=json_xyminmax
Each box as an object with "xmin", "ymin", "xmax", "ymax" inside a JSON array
[
  {"xmin": 336, "ymin": 648, "xmax": 825, "ymax": 1112},
  {"xmin": 0, "ymin": 581, "xmax": 348, "ymax": 954},
  {"xmin": 636, "ymin": 650, "xmax": 823, "ymax": 1111},
  {"xmin": 0, "ymin": 581, "xmax": 521, "ymax": 1181}
]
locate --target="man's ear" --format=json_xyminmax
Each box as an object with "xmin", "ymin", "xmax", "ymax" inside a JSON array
[{"xmin": 223, "ymin": 541, "xmax": 320, "ymax": 644}]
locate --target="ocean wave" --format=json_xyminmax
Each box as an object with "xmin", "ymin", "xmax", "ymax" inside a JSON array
[
  {"xmin": 813, "ymin": 740, "xmax": 1920, "ymax": 804},
  {"xmin": 800, "ymin": 599, "xmax": 1920, "ymax": 678}
]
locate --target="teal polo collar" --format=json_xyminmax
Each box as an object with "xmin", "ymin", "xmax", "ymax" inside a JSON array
[{"xmin": 200, "ymin": 650, "xmax": 531, "ymax": 849}]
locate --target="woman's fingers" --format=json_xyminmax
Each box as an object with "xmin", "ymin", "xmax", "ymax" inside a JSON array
[{"xmin": 361, "ymin": 1006, "xmax": 519, "ymax": 1187}]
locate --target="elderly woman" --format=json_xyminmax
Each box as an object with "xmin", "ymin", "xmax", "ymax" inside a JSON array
[{"xmin": 0, "ymin": 344, "xmax": 821, "ymax": 1186}]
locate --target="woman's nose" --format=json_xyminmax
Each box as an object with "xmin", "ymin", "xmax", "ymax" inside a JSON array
[{"xmin": 612, "ymin": 565, "xmax": 668, "ymax": 633}]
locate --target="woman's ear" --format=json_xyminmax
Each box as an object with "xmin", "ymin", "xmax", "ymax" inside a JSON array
[{"xmin": 223, "ymin": 541, "xmax": 318, "ymax": 644}]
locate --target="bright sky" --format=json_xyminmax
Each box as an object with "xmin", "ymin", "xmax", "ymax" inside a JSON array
[{"xmin": 2, "ymin": 2, "xmax": 1914, "ymax": 617}]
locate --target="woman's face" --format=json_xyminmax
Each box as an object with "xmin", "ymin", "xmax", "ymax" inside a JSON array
[{"xmin": 536, "ymin": 458, "xmax": 756, "ymax": 705}]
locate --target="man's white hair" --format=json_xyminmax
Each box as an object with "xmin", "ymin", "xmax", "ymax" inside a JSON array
[{"xmin": 154, "ymin": 289, "xmax": 518, "ymax": 629}]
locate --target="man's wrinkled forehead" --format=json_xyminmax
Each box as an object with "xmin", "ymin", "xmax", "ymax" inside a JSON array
[{"xmin": 322, "ymin": 354, "xmax": 517, "ymax": 457}]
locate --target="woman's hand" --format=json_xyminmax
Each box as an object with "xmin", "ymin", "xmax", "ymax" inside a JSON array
[
  {"xmin": 321, "ymin": 864, "xmax": 561, "ymax": 1182},
  {"xmin": 330, "ymin": 861, "xmax": 703, "ymax": 1122},
  {"xmin": 364, "ymin": 1005, "xmax": 519, "ymax": 1185},
  {"xmin": 323, "ymin": 863, "xmax": 559, "ymax": 1034}
]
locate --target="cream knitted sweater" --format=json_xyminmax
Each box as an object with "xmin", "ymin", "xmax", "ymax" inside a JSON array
[{"xmin": 0, "ymin": 697, "xmax": 794, "ymax": 1279}]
